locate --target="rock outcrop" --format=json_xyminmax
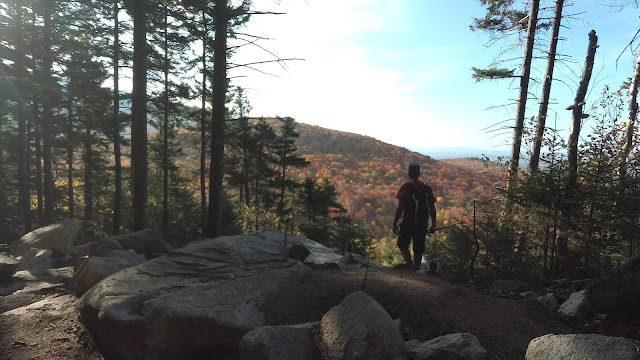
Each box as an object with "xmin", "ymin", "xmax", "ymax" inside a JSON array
[
  {"xmin": 73, "ymin": 250, "xmax": 146, "ymax": 296},
  {"xmin": 409, "ymin": 333, "xmax": 488, "ymax": 360},
  {"xmin": 239, "ymin": 322, "xmax": 321, "ymax": 360},
  {"xmin": 319, "ymin": 291, "xmax": 405, "ymax": 360},
  {"xmin": 0, "ymin": 254, "xmax": 20, "ymax": 283},
  {"xmin": 526, "ymin": 334, "xmax": 638, "ymax": 360},
  {"xmin": 78, "ymin": 231, "xmax": 312, "ymax": 360},
  {"xmin": 12, "ymin": 219, "xmax": 81, "ymax": 258},
  {"xmin": 106, "ymin": 229, "xmax": 170, "ymax": 255}
]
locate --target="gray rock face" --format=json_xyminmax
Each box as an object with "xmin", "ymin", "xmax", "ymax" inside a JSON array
[
  {"xmin": 73, "ymin": 238, "xmax": 125, "ymax": 258},
  {"xmin": 536, "ymin": 293, "xmax": 559, "ymax": 311},
  {"xmin": 12, "ymin": 219, "xmax": 81, "ymax": 258},
  {"xmin": 287, "ymin": 243, "xmax": 311, "ymax": 262},
  {"xmin": 259, "ymin": 230, "xmax": 344, "ymax": 265},
  {"xmin": 107, "ymin": 228, "xmax": 170, "ymax": 254},
  {"xmin": 16, "ymin": 248, "xmax": 53, "ymax": 274},
  {"xmin": 239, "ymin": 322, "xmax": 321, "ymax": 360},
  {"xmin": 526, "ymin": 334, "xmax": 638, "ymax": 360},
  {"xmin": 73, "ymin": 251, "xmax": 146, "ymax": 296},
  {"xmin": 410, "ymin": 333, "xmax": 488, "ymax": 360},
  {"xmin": 490, "ymin": 279, "xmax": 529, "ymax": 295},
  {"xmin": 0, "ymin": 254, "xmax": 20, "ymax": 282},
  {"xmin": 78, "ymin": 231, "xmax": 311, "ymax": 360},
  {"xmin": 319, "ymin": 291, "xmax": 405, "ymax": 360},
  {"xmin": 558, "ymin": 290, "xmax": 593, "ymax": 325}
]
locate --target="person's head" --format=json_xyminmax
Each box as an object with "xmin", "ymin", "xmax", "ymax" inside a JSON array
[{"xmin": 408, "ymin": 163, "xmax": 421, "ymax": 179}]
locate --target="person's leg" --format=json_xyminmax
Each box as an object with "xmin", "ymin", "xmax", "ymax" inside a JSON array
[
  {"xmin": 397, "ymin": 229, "xmax": 413, "ymax": 266},
  {"xmin": 412, "ymin": 231, "xmax": 427, "ymax": 270}
]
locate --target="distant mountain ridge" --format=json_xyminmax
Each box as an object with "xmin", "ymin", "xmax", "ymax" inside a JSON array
[{"xmin": 408, "ymin": 146, "xmax": 511, "ymax": 161}]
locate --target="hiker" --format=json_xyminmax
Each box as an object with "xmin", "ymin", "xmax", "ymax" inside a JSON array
[{"xmin": 392, "ymin": 163, "xmax": 437, "ymax": 270}]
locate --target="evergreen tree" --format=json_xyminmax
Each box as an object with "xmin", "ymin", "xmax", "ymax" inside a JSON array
[{"xmin": 272, "ymin": 116, "xmax": 309, "ymax": 228}]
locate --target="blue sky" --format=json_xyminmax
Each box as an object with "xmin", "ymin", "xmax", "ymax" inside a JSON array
[{"xmin": 231, "ymin": 0, "xmax": 640, "ymax": 156}]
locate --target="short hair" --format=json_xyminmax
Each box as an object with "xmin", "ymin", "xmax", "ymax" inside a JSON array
[{"xmin": 408, "ymin": 163, "xmax": 421, "ymax": 178}]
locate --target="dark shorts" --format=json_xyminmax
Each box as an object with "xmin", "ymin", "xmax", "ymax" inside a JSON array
[{"xmin": 397, "ymin": 223, "xmax": 427, "ymax": 254}]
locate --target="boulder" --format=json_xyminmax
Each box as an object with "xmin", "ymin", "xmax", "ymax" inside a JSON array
[
  {"xmin": 348, "ymin": 254, "xmax": 386, "ymax": 269},
  {"xmin": 0, "ymin": 254, "xmax": 20, "ymax": 283},
  {"xmin": 12, "ymin": 219, "xmax": 81, "ymax": 258},
  {"xmin": 409, "ymin": 333, "xmax": 488, "ymax": 360},
  {"xmin": 74, "ymin": 251, "xmax": 146, "ymax": 296},
  {"xmin": 519, "ymin": 291, "xmax": 539, "ymax": 298},
  {"xmin": 78, "ymin": 231, "xmax": 311, "ymax": 360},
  {"xmin": 319, "ymin": 291, "xmax": 405, "ymax": 360},
  {"xmin": 258, "ymin": 230, "xmax": 344, "ymax": 266},
  {"xmin": 16, "ymin": 248, "xmax": 52, "ymax": 274},
  {"xmin": 525, "ymin": 334, "xmax": 638, "ymax": 360},
  {"xmin": 72, "ymin": 238, "xmax": 125, "ymax": 258},
  {"xmin": 108, "ymin": 228, "xmax": 170, "ymax": 254},
  {"xmin": 490, "ymin": 279, "xmax": 529, "ymax": 296},
  {"xmin": 536, "ymin": 293, "xmax": 559, "ymax": 311},
  {"xmin": 405, "ymin": 339, "xmax": 422, "ymax": 353},
  {"xmin": 239, "ymin": 322, "xmax": 321, "ymax": 360},
  {"xmin": 557, "ymin": 290, "xmax": 593, "ymax": 325},
  {"xmin": 287, "ymin": 244, "xmax": 311, "ymax": 262}
]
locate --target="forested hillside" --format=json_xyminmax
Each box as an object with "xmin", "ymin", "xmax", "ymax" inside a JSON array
[{"xmin": 291, "ymin": 121, "xmax": 503, "ymax": 239}]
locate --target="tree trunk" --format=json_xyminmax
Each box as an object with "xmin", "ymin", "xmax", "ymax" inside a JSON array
[
  {"xmin": 113, "ymin": 0, "xmax": 122, "ymax": 235},
  {"xmin": 14, "ymin": 3, "xmax": 31, "ymax": 231},
  {"xmin": 529, "ymin": 0, "xmax": 564, "ymax": 172},
  {"xmin": 162, "ymin": 5, "xmax": 170, "ymax": 234},
  {"xmin": 619, "ymin": 52, "xmax": 640, "ymax": 176},
  {"xmin": 83, "ymin": 121, "xmax": 93, "ymax": 235},
  {"xmin": 34, "ymin": 102, "xmax": 43, "ymax": 225},
  {"xmin": 278, "ymin": 145, "xmax": 287, "ymax": 230},
  {"xmin": 67, "ymin": 100, "xmax": 74, "ymax": 217},
  {"xmin": 507, "ymin": 0, "xmax": 539, "ymax": 185},
  {"xmin": 567, "ymin": 30, "xmax": 598, "ymax": 195},
  {"xmin": 41, "ymin": 2, "xmax": 55, "ymax": 225},
  {"xmin": 200, "ymin": 9, "xmax": 207, "ymax": 232},
  {"xmin": 132, "ymin": 0, "xmax": 148, "ymax": 231},
  {"xmin": 205, "ymin": 0, "xmax": 228, "ymax": 238}
]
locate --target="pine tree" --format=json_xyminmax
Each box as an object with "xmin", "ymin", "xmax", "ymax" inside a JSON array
[{"xmin": 272, "ymin": 117, "xmax": 309, "ymax": 228}]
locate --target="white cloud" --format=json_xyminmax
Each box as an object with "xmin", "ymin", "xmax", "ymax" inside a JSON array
[{"xmin": 231, "ymin": 0, "xmax": 475, "ymax": 149}]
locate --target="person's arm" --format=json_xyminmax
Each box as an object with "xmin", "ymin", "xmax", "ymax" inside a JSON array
[
  {"xmin": 393, "ymin": 198, "xmax": 404, "ymax": 235},
  {"xmin": 429, "ymin": 201, "xmax": 436, "ymax": 232}
]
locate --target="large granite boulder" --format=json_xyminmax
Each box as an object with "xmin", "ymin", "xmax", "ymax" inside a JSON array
[
  {"xmin": 78, "ymin": 231, "xmax": 312, "ymax": 360},
  {"xmin": 0, "ymin": 254, "xmax": 20, "ymax": 283},
  {"xmin": 526, "ymin": 334, "xmax": 638, "ymax": 360},
  {"xmin": 319, "ymin": 291, "xmax": 405, "ymax": 360},
  {"xmin": 239, "ymin": 322, "xmax": 321, "ymax": 360},
  {"xmin": 409, "ymin": 333, "xmax": 487, "ymax": 360},
  {"xmin": 557, "ymin": 290, "xmax": 593, "ymax": 325},
  {"xmin": 73, "ymin": 250, "xmax": 146, "ymax": 296},
  {"xmin": 107, "ymin": 229, "xmax": 170, "ymax": 255},
  {"xmin": 12, "ymin": 219, "xmax": 81, "ymax": 258}
]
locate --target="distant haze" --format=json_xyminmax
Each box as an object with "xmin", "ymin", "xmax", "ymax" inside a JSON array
[{"xmin": 409, "ymin": 147, "xmax": 510, "ymax": 161}]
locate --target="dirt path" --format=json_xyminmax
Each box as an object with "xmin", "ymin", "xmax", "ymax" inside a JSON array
[{"xmin": 0, "ymin": 269, "xmax": 102, "ymax": 360}]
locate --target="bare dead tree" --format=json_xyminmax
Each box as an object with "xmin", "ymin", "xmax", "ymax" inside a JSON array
[
  {"xmin": 530, "ymin": 0, "xmax": 564, "ymax": 172},
  {"xmin": 566, "ymin": 30, "xmax": 598, "ymax": 195},
  {"xmin": 619, "ymin": 52, "xmax": 640, "ymax": 176}
]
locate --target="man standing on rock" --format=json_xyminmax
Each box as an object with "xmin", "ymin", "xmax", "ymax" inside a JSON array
[{"xmin": 392, "ymin": 163, "xmax": 437, "ymax": 270}]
